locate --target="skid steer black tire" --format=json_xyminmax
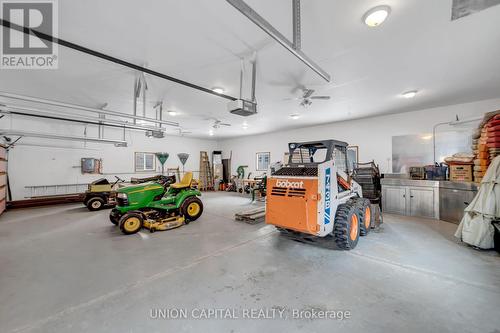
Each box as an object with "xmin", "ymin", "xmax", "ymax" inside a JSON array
[
  {"xmin": 356, "ymin": 198, "xmax": 373, "ymax": 236},
  {"xmin": 181, "ymin": 197, "xmax": 203, "ymax": 222},
  {"xmin": 333, "ymin": 201, "xmax": 361, "ymax": 250}
]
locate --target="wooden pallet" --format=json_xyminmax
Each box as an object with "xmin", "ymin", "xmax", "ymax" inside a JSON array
[{"xmin": 234, "ymin": 206, "xmax": 266, "ymax": 224}]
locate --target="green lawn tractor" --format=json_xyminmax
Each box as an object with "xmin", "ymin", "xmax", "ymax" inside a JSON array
[{"xmin": 109, "ymin": 172, "xmax": 203, "ymax": 235}]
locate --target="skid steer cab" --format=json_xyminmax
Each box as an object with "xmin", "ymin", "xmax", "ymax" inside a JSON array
[
  {"xmin": 266, "ymin": 140, "xmax": 373, "ymax": 250},
  {"xmin": 109, "ymin": 172, "xmax": 203, "ymax": 235}
]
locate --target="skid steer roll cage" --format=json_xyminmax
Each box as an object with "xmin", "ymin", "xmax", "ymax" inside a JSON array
[{"xmin": 287, "ymin": 140, "xmax": 350, "ymax": 174}]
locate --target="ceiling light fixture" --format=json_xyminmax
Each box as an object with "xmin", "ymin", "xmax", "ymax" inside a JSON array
[
  {"xmin": 167, "ymin": 110, "xmax": 177, "ymax": 116},
  {"xmin": 363, "ymin": 5, "xmax": 391, "ymax": 27},
  {"xmin": 290, "ymin": 114, "xmax": 300, "ymax": 120},
  {"xmin": 402, "ymin": 90, "xmax": 418, "ymax": 99},
  {"xmin": 212, "ymin": 87, "xmax": 225, "ymax": 94},
  {"xmin": 209, "ymin": 129, "xmax": 214, "ymax": 136}
]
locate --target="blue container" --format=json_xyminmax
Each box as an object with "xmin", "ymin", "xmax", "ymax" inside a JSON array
[{"xmin": 425, "ymin": 164, "xmax": 448, "ymax": 180}]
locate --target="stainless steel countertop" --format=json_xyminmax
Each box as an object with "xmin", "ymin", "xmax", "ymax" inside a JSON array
[
  {"xmin": 381, "ymin": 178, "xmax": 479, "ymax": 191},
  {"xmin": 380, "ymin": 178, "xmax": 440, "ymax": 188},
  {"xmin": 439, "ymin": 181, "xmax": 479, "ymax": 191}
]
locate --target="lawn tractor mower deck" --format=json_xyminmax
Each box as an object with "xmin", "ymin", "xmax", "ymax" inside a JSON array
[{"xmin": 109, "ymin": 172, "xmax": 203, "ymax": 235}]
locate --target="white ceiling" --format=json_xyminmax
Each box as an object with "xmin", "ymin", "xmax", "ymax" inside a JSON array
[{"xmin": 1, "ymin": 0, "xmax": 500, "ymax": 138}]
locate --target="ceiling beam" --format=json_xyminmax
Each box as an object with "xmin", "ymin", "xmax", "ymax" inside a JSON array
[{"xmin": 226, "ymin": 0, "xmax": 331, "ymax": 82}]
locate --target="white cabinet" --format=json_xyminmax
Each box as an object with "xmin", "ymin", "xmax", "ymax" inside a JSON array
[
  {"xmin": 383, "ymin": 186, "xmax": 407, "ymax": 215},
  {"xmin": 439, "ymin": 182, "xmax": 478, "ymax": 224},
  {"xmin": 381, "ymin": 179, "xmax": 439, "ymax": 219},
  {"xmin": 408, "ymin": 188, "xmax": 435, "ymax": 219}
]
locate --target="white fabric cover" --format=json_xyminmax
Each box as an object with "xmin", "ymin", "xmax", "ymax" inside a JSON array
[{"xmin": 455, "ymin": 156, "xmax": 500, "ymax": 249}]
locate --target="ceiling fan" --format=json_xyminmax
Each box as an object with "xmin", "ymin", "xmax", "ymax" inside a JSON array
[
  {"xmin": 210, "ymin": 118, "xmax": 231, "ymax": 129},
  {"xmin": 292, "ymin": 88, "xmax": 331, "ymax": 107},
  {"xmin": 176, "ymin": 128, "xmax": 192, "ymax": 136}
]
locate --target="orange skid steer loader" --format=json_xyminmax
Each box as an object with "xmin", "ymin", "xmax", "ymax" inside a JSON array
[{"xmin": 266, "ymin": 140, "xmax": 373, "ymax": 250}]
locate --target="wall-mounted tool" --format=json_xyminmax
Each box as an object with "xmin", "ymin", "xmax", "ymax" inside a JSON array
[
  {"xmin": 177, "ymin": 153, "xmax": 189, "ymax": 173},
  {"xmin": 155, "ymin": 153, "xmax": 170, "ymax": 175}
]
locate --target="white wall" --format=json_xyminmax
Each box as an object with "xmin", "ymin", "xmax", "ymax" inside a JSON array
[
  {"xmin": 4, "ymin": 97, "xmax": 500, "ymax": 200},
  {"xmin": 218, "ymin": 98, "xmax": 500, "ymax": 176},
  {"xmin": 2, "ymin": 116, "xmax": 217, "ymax": 200}
]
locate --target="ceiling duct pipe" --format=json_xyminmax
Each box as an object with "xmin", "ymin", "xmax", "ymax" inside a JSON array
[
  {"xmin": 0, "ymin": 92, "xmax": 179, "ymax": 127},
  {"xmin": 239, "ymin": 59, "xmax": 244, "ymax": 99},
  {"xmin": 226, "ymin": 0, "xmax": 331, "ymax": 82},
  {"xmin": 292, "ymin": 0, "xmax": 301, "ymax": 50},
  {"xmin": 0, "ymin": 129, "xmax": 128, "ymax": 146},
  {"xmin": 153, "ymin": 102, "xmax": 163, "ymax": 129},
  {"xmin": 251, "ymin": 54, "xmax": 257, "ymax": 102},
  {"xmin": 0, "ymin": 105, "xmax": 166, "ymax": 133},
  {"xmin": 133, "ymin": 72, "xmax": 148, "ymax": 124},
  {"xmin": 133, "ymin": 80, "xmax": 137, "ymax": 125},
  {"xmin": 98, "ymin": 103, "xmax": 107, "ymax": 139}
]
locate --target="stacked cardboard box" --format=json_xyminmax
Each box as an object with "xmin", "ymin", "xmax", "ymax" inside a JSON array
[
  {"xmin": 486, "ymin": 114, "xmax": 500, "ymax": 161},
  {"xmin": 473, "ymin": 111, "xmax": 500, "ymax": 182},
  {"xmin": 449, "ymin": 163, "xmax": 473, "ymax": 182}
]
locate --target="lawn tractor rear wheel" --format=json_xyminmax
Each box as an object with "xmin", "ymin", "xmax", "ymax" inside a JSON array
[
  {"xmin": 87, "ymin": 197, "xmax": 105, "ymax": 211},
  {"xmin": 119, "ymin": 212, "xmax": 144, "ymax": 235},
  {"xmin": 356, "ymin": 198, "xmax": 373, "ymax": 236},
  {"xmin": 333, "ymin": 201, "xmax": 361, "ymax": 250},
  {"xmin": 181, "ymin": 197, "xmax": 203, "ymax": 222}
]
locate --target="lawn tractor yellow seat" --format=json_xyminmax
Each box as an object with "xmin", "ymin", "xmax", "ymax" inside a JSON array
[{"xmin": 170, "ymin": 172, "xmax": 193, "ymax": 189}]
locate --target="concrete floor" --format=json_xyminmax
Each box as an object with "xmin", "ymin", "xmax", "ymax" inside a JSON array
[{"xmin": 0, "ymin": 192, "xmax": 499, "ymax": 333}]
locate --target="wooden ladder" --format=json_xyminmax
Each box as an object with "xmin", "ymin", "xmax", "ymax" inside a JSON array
[{"xmin": 199, "ymin": 151, "xmax": 214, "ymax": 191}]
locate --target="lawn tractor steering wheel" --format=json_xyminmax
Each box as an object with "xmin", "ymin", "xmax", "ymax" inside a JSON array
[
  {"xmin": 112, "ymin": 176, "xmax": 126, "ymax": 187},
  {"xmin": 114, "ymin": 176, "xmax": 125, "ymax": 182},
  {"xmin": 157, "ymin": 175, "xmax": 176, "ymax": 189}
]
